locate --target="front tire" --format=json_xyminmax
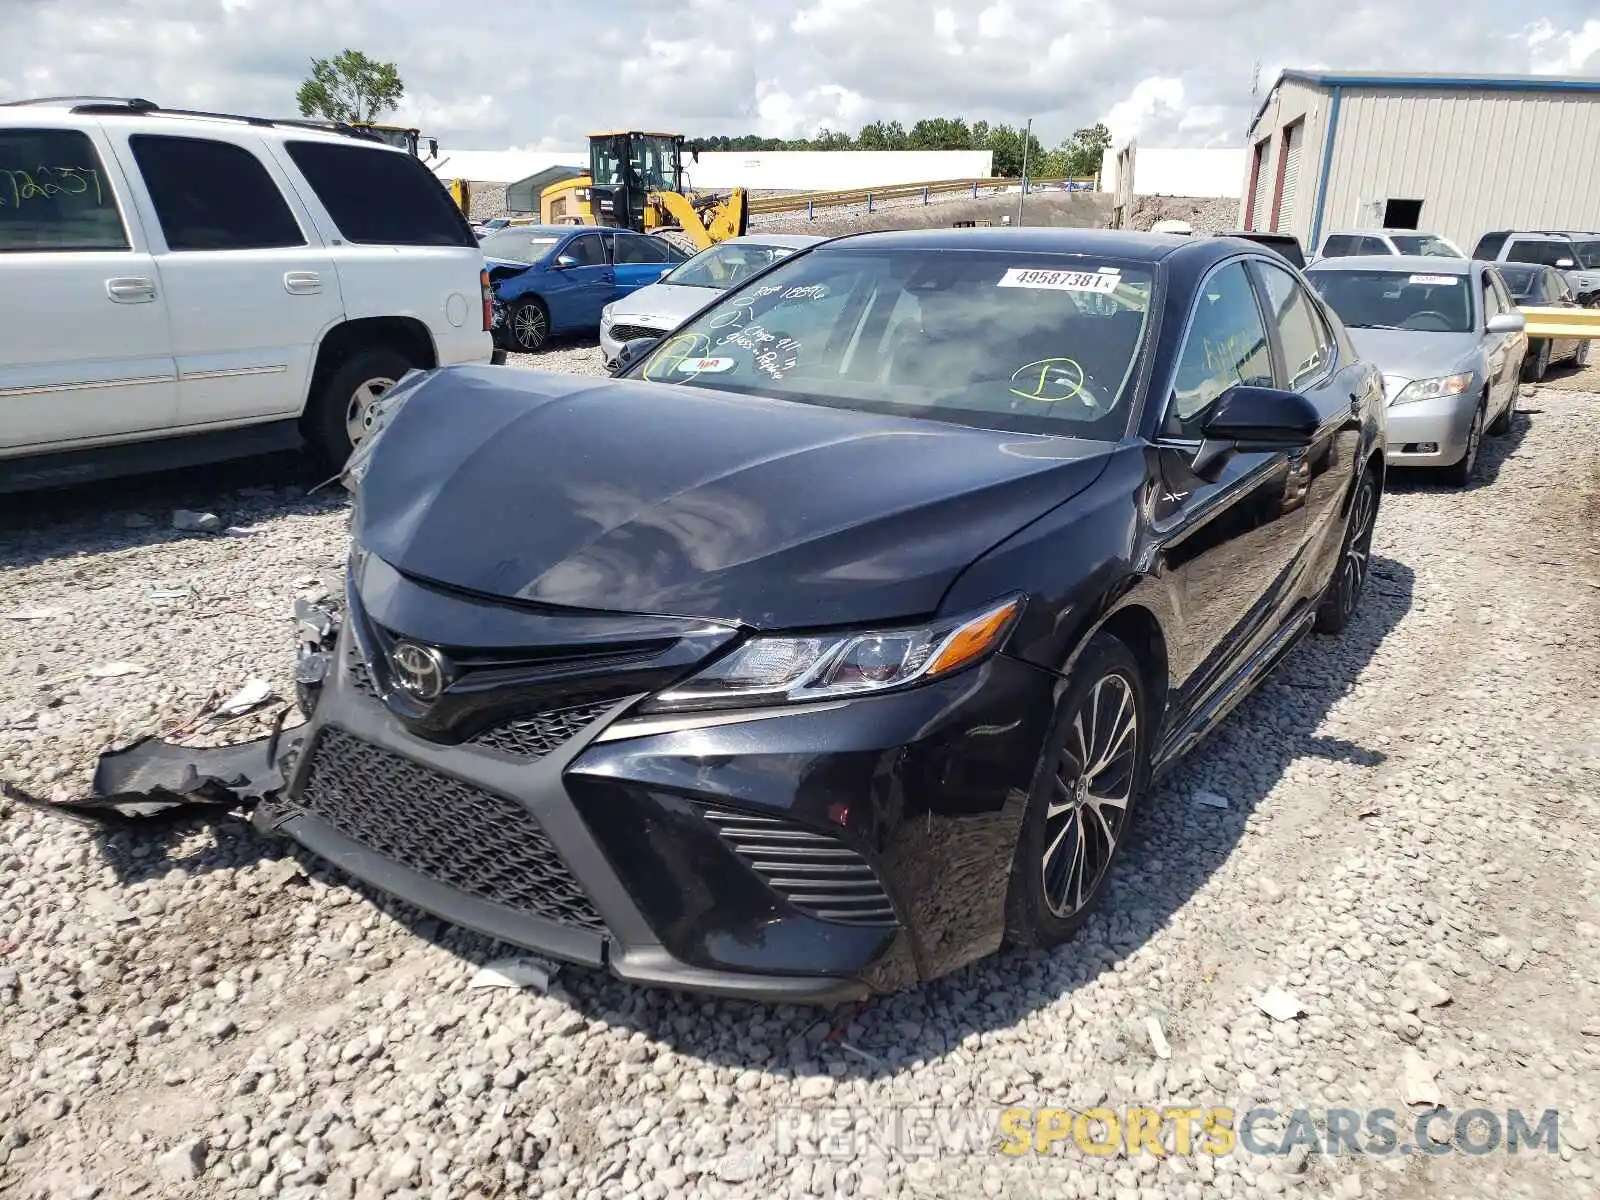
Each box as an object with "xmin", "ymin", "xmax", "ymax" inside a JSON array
[
  {"xmin": 1005, "ymin": 633, "xmax": 1148, "ymax": 948},
  {"xmin": 304, "ymin": 346, "xmax": 413, "ymax": 472},
  {"xmin": 1522, "ymin": 339, "xmax": 1551, "ymax": 383},
  {"xmin": 1441, "ymin": 402, "xmax": 1483, "ymax": 487},
  {"xmin": 1314, "ymin": 464, "xmax": 1378, "ymax": 634},
  {"xmin": 508, "ymin": 298, "xmax": 550, "ymax": 352}
]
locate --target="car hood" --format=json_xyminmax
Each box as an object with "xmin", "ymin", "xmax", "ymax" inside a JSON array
[
  {"xmin": 608, "ymin": 282, "xmax": 720, "ymax": 328},
  {"xmin": 353, "ymin": 366, "xmax": 1113, "ymax": 628},
  {"xmin": 1344, "ymin": 328, "xmax": 1481, "ymax": 398}
]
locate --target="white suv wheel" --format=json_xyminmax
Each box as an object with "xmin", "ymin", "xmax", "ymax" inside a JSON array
[{"xmin": 346, "ymin": 377, "xmax": 396, "ymax": 446}]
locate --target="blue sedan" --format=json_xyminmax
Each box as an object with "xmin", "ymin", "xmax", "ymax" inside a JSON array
[{"xmin": 481, "ymin": 225, "xmax": 689, "ymax": 352}]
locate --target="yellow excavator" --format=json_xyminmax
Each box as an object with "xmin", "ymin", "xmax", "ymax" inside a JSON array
[
  {"xmin": 536, "ymin": 131, "xmax": 747, "ymax": 252},
  {"xmin": 349, "ymin": 121, "xmax": 471, "ymax": 215}
]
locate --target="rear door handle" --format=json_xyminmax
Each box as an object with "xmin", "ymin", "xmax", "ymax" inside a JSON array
[
  {"xmin": 284, "ymin": 271, "xmax": 322, "ymax": 295},
  {"xmin": 106, "ymin": 277, "xmax": 156, "ymax": 303}
]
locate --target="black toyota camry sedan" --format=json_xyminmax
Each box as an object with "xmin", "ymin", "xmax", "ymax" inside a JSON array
[{"xmin": 272, "ymin": 228, "xmax": 1387, "ymax": 1001}]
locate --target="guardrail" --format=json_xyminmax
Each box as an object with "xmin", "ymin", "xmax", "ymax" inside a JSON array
[
  {"xmin": 746, "ymin": 176, "xmax": 1098, "ymax": 217},
  {"xmin": 1518, "ymin": 305, "xmax": 1600, "ymax": 339}
]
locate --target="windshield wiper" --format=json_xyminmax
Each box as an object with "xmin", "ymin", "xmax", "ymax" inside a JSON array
[{"xmin": 1348, "ymin": 322, "xmax": 1408, "ymax": 330}]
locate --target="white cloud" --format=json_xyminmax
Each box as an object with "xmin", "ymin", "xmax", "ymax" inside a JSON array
[{"xmin": 1, "ymin": 0, "xmax": 1596, "ymax": 153}]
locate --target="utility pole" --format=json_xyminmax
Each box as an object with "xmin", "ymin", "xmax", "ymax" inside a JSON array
[{"xmin": 1016, "ymin": 117, "xmax": 1032, "ymax": 225}]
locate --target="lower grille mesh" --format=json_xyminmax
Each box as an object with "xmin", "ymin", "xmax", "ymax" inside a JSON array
[
  {"xmin": 298, "ymin": 728, "xmax": 606, "ymax": 933},
  {"xmin": 609, "ymin": 323, "xmax": 667, "ymax": 344},
  {"xmin": 699, "ymin": 804, "xmax": 896, "ymax": 926}
]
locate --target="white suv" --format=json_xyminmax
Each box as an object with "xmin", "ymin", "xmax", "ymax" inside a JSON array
[{"xmin": 0, "ymin": 97, "xmax": 496, "ymax": 491}]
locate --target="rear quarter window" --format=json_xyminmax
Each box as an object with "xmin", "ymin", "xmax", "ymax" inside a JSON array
[
  {"xmin": 0, "ymin": 127, "xmax": 129, "ymax": 252},
  {"xmin": 284, "ymin": 141, "xmax": 476, "ymax": 248}
]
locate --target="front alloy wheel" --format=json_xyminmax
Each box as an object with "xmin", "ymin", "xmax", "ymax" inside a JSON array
[
  {"xmin": 1006, "ymin": 632, "xmax": 1147, "ymax": 947},
  {"xmin": 1315, "ymin": 466, "xmax": 1377, "ymax": 634},
  {"xmin": 510, "ymin": 299, "xmax": 549, "ymax": 351},
  {"xmin": 1042, "ymin": 673, "xmax": 1138, "ymax": 919}
]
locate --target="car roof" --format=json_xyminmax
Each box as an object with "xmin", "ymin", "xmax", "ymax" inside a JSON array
[
  {"xmin": 1308, "ymin": 255, "xmax": 1476, "ymax": 274},
  {"xmin": 717, "ymin": 234, "xmax": 827, "ymax": 248},
  {"xmin": 820, "ymin": 226, "xmax": 1228, "ymax": 264},
  {"xmin": 0, "ymin": 97, "xmax": 391, "ymax": 150}
]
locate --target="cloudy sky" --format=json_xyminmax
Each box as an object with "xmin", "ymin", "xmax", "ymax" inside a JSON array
[{"xmin": 2, "ymin": 0, "xmax": 1598, "ymax": 152}]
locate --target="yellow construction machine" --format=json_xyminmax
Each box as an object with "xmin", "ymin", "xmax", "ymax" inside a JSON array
[{"xmin": 536, "ymin": 131, "xmax": 747, "ymax": 252}]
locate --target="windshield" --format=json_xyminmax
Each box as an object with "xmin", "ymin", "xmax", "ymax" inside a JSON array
[
  {"xmin": 1576, "ymin": 239, "xmax": 1600, "ymax": 269},
  {"xmin": 664, "ymin": 242, "xmax": 804, "ymax": 289},
  {"xmin": 630, "ymin": 247, "xmax": 1154, "ymax": 438},
  {"xmin": 1390, "ymin": 234, "xmax": 1460, "ymax": 257},
  {"xmin": 1308, "ymin": 269, "xmax": 1473, "ymax": 333},
  {"xmin": 1495, "ymin": 264, "xmax": 1543, "ymax": 300},
  {"xmin": 481, "ymin": 229, "xmax": 560, "ymax": 263}
]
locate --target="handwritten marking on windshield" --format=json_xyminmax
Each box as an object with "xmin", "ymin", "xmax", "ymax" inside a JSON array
[
  {"xmin": 1009, "ymin": 357, "xmax": 1086, "ymax": 403},
  {"xmin": 641, "ymin": 332, "xmax": 713, "ymax": 382}
]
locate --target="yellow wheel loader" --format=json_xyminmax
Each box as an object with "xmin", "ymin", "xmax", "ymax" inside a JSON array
[{"xmin": 538, "ymin": 131, "xmax": 747, "ymax": 252}]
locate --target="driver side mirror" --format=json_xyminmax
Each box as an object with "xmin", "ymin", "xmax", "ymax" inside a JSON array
[
  {"xmin": 1486, "ymin": 312, "xmax": 1525, "ymax": 334},
  {"xmin": 553, "ymin": 253, "xmax": 581, "ymax": 270},
  {"xmin": 1191, "ymin": 385, "xmax": 1320, "ymax": 481},
  {"xmin": 611, "ymin": 337, "xmax": 658, "ymax": 376}
]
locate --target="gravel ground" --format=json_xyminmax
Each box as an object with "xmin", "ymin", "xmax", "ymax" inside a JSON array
[{"xmin": 1, "ymin": 363, "xmax": 1598, "ymax": 1200}]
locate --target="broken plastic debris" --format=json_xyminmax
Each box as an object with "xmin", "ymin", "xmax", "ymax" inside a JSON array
[
  {"xmin": 1401, "ymin": 1048, "xmax": 1443, "ymax": 1108},
  {"xmin": 85, "ymin": 662, "xmax": 148, "ymax": 678},
  {"xmin": 1193, "ymin": 789, "xmax": 1230, "ymax": 809},
  {"xmin": 216, "ymin": 679, "xmax": 273, "ymax": 717},
  {"xmin": 468, "ymin": 958, "xmax": 556, "ymax": 992},
  {"xmin": 1146, "ymin": 1015, "xmax": 1172, "ymax": 1060},
  {"xmin": 171, "ymin": 509, "xmax": 222, "ymax": 534},
  {"xmin": 2, "ymin": 607, "xmax": 71, "ymax": 621},
  {"xmin": 1255, "ymin": 987, "xmax": 1305, "ymax": 1022}
]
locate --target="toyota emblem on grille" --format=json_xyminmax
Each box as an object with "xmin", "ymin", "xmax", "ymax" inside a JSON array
[{"xmin": 389, "ymin": 642, "xmax": 449, "ymax": 700}]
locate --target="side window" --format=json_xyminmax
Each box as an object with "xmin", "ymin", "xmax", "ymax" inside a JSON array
[
  {"xmin": 563, "ymin": 234, "xmax": 605, "ymax": 266},
  {"xmin": 1473, "ymin": 232, "xmax": 1508, "ymax": 260},
  {"xmin": 1480, "ymin": 274, "xmax": 1504, "ymax": 322},
  {"xmin": 1552, "ymin": 271, "xmax": 1574, "ymax": 303},
  {"xmin": 129, "ymin": 134, "xmax": 303, "ymax": 251},
  {"xmin": 1166, "ymin": 261, "xmax": 1274, "ymax": 435},
  {"xmin": 283, "ymin": 142, "xmax": 476, "ymax": 248},
  {"xmin": 1505, "ymin": 239, "xmax": 1568, "ymax": 267},
  {"xmin": 1257, "ymin": 260, "xmax": 1334, "ymax": 388},
  {"xmin": 615, "ymin": 235, "xmax": 671, "ymax": 265},
  {"xmin": 1321, "ymin": 235, "xmax": 1357, "ymax": 257},
  {"xmin": 0, "ymin": 127, "xmax": 129, "ymax": 252},
  {"xmin": 1357, "ymin": 236, "xmax": 1390, "ymax": 255}
]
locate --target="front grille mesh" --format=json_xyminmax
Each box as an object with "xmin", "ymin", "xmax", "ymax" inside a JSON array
[
  {"xmin": 345, "ymin": 639, "xmax": 378, "ymax": 699},
  {"xmin": 610, "ymin": 323, "xmax": 667, "ymax": 344},
  {"xmin": 699, "ymin": 804, "xmax": 896, "ymax": 926},
  {"xmin": 298, "ymin": 728, "xmax": 606, "ymax": 933},
  {"xmin": 471, "ymin": 702, "xmax": 612, "ymax": 759}
]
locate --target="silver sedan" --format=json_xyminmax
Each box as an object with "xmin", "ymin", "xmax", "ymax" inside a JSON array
[
  {"xmin": 1306, "ymin": 256, "xmax": 1526, "ymax": 485},
  {"xmin": 599, "ymin": 234, "xmax": 825, "ymax": 365}
]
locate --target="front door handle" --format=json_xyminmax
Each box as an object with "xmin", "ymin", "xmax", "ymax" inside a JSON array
[
  {"xmin": 106, "ymin": 277, "xmax": 156, "ymax": 303},
  {"xmin": 284, "ymin": 271, "xmax": 322, "ymax": 295}
]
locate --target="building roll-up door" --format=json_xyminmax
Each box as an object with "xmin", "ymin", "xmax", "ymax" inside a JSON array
[
  {"xmin": 1249, "ymin": 140, "xmax": 1270, "ymax": 231},
  {"xmin": 1275, "ymin": 121, "xmax": 1305, "ymax": 232}
]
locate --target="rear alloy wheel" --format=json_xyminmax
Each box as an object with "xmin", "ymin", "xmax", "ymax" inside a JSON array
[
  {"xmin": 305, "ymin": 346, "xmax": 414, "ymax": 472},
  {"xmin": 509, "ymin": 298, "xmax": 550, "ymax": 352},
  {"xmin": 1442, "ymin": 403, "xmax": 1483, "ymax": 487},
  {"xmin": 1006, "ymin": 633, "xmax": 1147, "ymax": 947},
  {"xmin": 1315, "ymin": 465, "xmax": 1378, "ymax": 634}
]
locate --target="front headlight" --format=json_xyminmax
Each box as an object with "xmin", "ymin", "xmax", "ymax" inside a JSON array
[
  {"xmin": 643, "ymin": 597, "xmax": 1024, "ymax": 713},
  {"xmin": 600, "ymin": 303, "xmax": 615, "ymax": 325},
  {"xmin": 1392, "ymin": 373, "xmax": 1473, "ymax": 406}
]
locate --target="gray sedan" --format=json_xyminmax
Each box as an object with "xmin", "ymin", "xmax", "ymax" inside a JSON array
[
  {"xmin": 1306, "ymin": 256, "xmax": 1526, "ymax": 485},
  {"xmin": 599, "ymin": 234, "xmax": 825, "ymax": 365}
]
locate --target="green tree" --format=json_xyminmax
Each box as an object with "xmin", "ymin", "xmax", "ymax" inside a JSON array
[
  {"xmin": 1062, "ymin": 122, "xmax": 1113, "ymax": 178},
  {"xmin": 856, "ymin": 119, "xmax": 909, "ymax": 150},
  {"xmin": 906, "ymin": 116, "xmax": 973, "ymax": 150},
  {"xmin": 979, "ymin": 122, "xmax": 1047, "ymax": 177},
  {"xmin": 811, "ymin": 126, "xmax": 855, "ymax": 150},
  {"xmin": 296, "ymin": 49, "xmax": 405, "ymax": 124}
]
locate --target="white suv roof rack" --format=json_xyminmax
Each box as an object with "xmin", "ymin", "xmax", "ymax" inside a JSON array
[{"xmin": 0, "ymin": 96, "xmax": 384, "ymax": 143}]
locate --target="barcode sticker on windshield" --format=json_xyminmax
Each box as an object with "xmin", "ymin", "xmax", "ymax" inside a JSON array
[
  {"xmin": 1409, "ymin": 274, "xmax": 1459, "ymax": 286},
  {"xmin": 998, "ymin": 268, "xmax": 1120, "ymax": 293}
]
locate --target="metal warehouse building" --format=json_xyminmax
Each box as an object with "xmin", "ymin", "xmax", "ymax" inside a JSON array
[{"xmin": 1241, "ymin": 70, "xmax": 1600, "ymax": 256}]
